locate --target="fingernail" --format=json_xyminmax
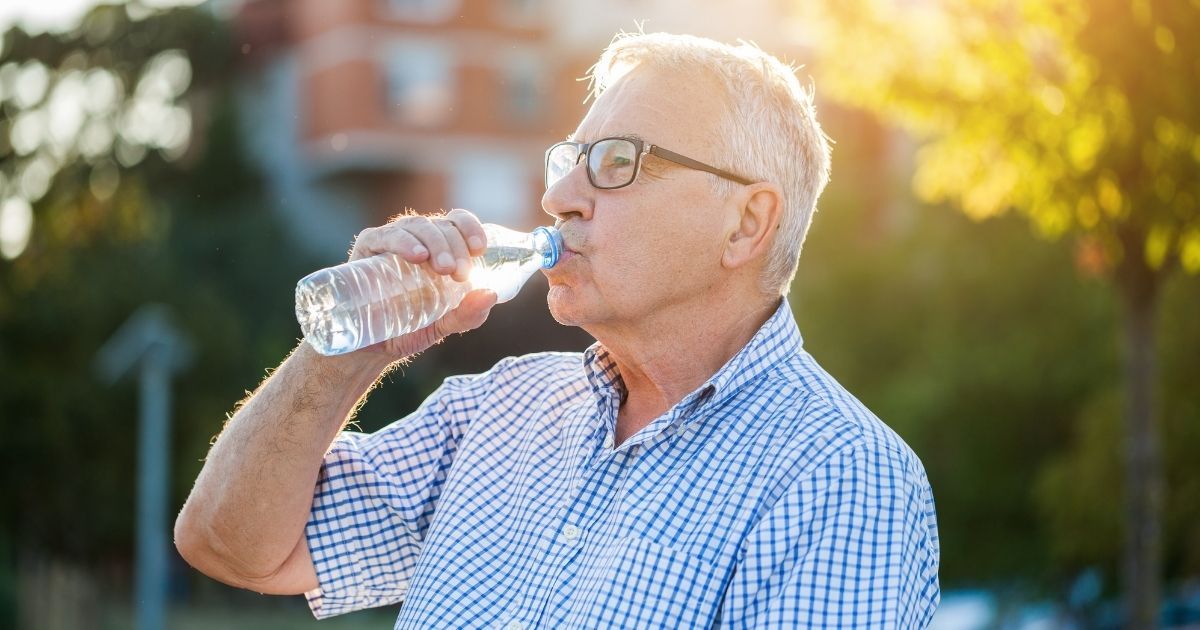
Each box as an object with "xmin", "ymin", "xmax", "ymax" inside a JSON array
[
  {"xmin": 436, "ymin": 252, "xmax": 455, "ymax": 269},
  {"xmin": 468, "ymin": 236, "xmax": 484, "ymax": 250},
  {"xmin": 413, "ymin": 244, "xmax": 428, "ymax": 256}
]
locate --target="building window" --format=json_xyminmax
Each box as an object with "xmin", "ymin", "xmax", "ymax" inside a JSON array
[
  {"xmin": 452, "ymin": 152, "xmax": 530, "ymax": 226},
  {"xmin": 383, "ymin": 0, "xmax": 460, "ymax": 23},
  {"xmin": 497, "ymin": 0, "xmax": 541, "ymax": 27},
  {"xmin": 384, "ymin": 41, "xmax": 454, "ymax": 127},
  {"xmin": 503, "ymin": 52, "xmax": 543, "ymax": 125}
]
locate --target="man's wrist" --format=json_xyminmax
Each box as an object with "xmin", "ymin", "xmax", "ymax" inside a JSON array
[{"xmin": 293, "ymin": 341, "xmax": 396, "ymax": 389}]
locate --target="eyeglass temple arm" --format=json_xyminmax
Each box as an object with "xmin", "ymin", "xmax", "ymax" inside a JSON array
[{"xmin": 646, "ymin": 145, "xmax": 755, "ymax": 185}]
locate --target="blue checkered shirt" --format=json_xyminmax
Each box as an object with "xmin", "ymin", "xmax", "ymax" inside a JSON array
[{"xmin": 303, "ymin": 299, "xmax": 940, "ymax": 628}]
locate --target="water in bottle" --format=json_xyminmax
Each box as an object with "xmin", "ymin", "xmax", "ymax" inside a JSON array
[{"xmin": 296, "ymin": 224, "xmax": 562, "ymax": 356}]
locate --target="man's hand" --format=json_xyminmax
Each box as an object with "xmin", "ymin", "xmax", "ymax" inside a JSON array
[{"xmin": 344, "ymin": 208, "xmax": 499, "ymax": 361}]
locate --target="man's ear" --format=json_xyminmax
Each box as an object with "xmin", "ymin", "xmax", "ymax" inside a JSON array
[{"xmin": 722, "ymin": 183, "xmax": 783, "ymax": 270}]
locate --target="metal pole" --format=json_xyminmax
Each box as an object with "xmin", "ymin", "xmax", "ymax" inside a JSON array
[
  {"xmin": 135, "ymin": 342, "xmax": 170, "ymax": 630},
  {"xmin": 94, "ymin": 304, "xmax": 191, "ymax": 629}
]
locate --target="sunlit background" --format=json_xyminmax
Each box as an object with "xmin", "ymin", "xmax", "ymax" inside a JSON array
[{"xmin": 1, "ymin": 0, "xmax": 1197, "ymax": 628}]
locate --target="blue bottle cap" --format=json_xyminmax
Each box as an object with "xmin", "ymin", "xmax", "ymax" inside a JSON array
[{"xmin": 533, "ymin": 226, "xmax": 562, "ymax": 269}]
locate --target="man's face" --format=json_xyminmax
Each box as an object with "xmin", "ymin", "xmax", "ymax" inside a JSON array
[{"xmin": 542, "ymin": 65, "xmax": 735, "ymax": 332}]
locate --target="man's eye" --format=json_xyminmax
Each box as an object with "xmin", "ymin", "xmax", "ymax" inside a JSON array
[{"xmin": 608, "ymin": 156, "xmax": 632, "ymax": 168}]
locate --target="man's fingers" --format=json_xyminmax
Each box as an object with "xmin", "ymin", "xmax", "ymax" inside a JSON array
[
  {"xmin": 351, "ymin": 226, "xmax": 429, "ymax": 263},
  {"xmin": 435, "ymin": 221, "xmax": 473, "ymax": 282},
  {"xmin": 398, "ymin": 217, "xmax": 457, "ymax": 275},
  {"xmin": 446, "ymin": 208, "xmax": 487, "ymax": 255},
  {"xmin": 348, "ymin": 210, "xmax": 486, "ymax": 273}
]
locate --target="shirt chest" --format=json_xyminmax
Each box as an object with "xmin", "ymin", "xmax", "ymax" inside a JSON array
[{"xmin": 396, "ymin": 393, "xmax": 785, "ymax": 629}]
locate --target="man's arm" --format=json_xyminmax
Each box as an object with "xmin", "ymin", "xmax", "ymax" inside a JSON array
[
  {"xmin": 174, "ymin": 210, "xmax": 494, "ymax": 595},
  {"xmin": 174, "ymin": 343, "xmax": 391, "ymax": 594}
]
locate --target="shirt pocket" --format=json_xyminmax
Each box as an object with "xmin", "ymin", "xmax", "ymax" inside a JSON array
[{"xmin": 560, "ymin": 535, "xmax": 726, "ymax": 629}]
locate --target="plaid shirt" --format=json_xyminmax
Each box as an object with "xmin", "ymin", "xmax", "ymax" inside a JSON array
[{"xmin": 304, "ymin": 299, "xmax": 940, "ymax": 628}]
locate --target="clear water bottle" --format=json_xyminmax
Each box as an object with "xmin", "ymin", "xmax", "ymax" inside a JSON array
[{"xmin": 296, "ymin": 224, "xmax": 562, "ymax": 356}]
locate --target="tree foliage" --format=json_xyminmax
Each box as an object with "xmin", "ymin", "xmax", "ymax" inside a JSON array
[
  {"xmin": 799, "ymin": 0, "xmax": 1200, "ymax": 273},
  {"xmin": 0, "ymin": 2, "xmax": 321, "ymax": 574}
]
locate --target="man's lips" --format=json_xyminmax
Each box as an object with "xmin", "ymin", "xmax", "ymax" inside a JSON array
[
  {"xmin": 546, "ymin": 244, "xmax": 578, "ymax": 272},
  {"xmin": 555, "ymin": 224, "xmax": 582, "ymax": 257},
  {"xmin": 551, "ymin": 221, "xmax": 585, "ymax": 267},
  {"xmin": 558, "ymin": 239, "xmax": 581, "ymax": 258}
]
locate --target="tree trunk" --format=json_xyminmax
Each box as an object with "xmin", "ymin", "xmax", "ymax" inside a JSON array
[{"xmin": 1115, "ymin": 233, "xmax": 1164, "ymax": 630}]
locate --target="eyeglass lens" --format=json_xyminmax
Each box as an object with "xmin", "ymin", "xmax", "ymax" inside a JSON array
[
  {"xmin": 546, "ymin": 138, "xmax": 639, "ymax": 189},
  {"xmin": 546, "ymin": 144, "xmax": 579, "ymax": 188},
  {"xmin": 587, "ymin": 139, "xmax": 637, "ymax": 188}
]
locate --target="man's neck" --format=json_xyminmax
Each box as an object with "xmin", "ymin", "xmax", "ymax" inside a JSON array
[{"xmin": 590, "ymin": 290, "xmax": 781, "ymax": 444}]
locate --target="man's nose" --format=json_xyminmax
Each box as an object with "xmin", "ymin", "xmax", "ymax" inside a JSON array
[{"xmin": 541, "ymin": 162, "xmax": 594, "ymax": 224}]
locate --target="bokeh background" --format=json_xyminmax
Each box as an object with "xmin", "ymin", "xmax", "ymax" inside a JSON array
[{"xmin": 1, "ymin": 0, "xmax": 1197, "ymax": 628}]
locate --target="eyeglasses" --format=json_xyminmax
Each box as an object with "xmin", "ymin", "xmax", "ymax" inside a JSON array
[{"xmin": 544, "ymin": 136, "xmax": 754, "ymax": 190}]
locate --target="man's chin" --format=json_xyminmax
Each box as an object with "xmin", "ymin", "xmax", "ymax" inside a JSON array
[{"xmin": 546, "ymin": 286, "xmax": 587, "ymax": 327}]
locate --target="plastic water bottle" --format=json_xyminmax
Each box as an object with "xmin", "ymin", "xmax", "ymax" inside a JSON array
[{"xmin": 296, "ymin": 224, "xmax": 562, "ymax": 356}]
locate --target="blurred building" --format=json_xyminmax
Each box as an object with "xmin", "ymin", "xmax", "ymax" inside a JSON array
[
  {"xmin": 231, "ymin": 0, "xmax": 796, "ymax": 260},
  {"xmin": 233, "ymin": 0, "xmax": 598, "ymax": 261}
]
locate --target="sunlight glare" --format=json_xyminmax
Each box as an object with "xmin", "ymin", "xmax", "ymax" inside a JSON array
[
  {"xmin": 10, "ymin": 109, "xmax": 46, "ymax": 156},
  {"xmin": 18, "ymin": 155, "xmax": 55, "ymax": 203},
  {"xmin": 14, "ymin": 61, "xmax": 49, "ymax": 108},
  {"xmin": 0, "ymin": 197, "xmax": 33, "ymax": 260}
]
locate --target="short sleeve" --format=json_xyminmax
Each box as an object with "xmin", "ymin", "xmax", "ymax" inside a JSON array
[
  {"xmin": 303, "ymin": 359, "xmax": 513, "ymax": 619},
  {"xmin": 720, "ymin": 442, "xmax": 941, "ymax": 628}
]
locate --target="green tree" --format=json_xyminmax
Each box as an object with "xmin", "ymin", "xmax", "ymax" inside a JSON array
[
  {"xmin": 0, "ymin": 4, "xmax": 327, "ymax": 622},
  {"xmin": 797, "ymin": 0, "xmax": 1199, "ymax": 625}
]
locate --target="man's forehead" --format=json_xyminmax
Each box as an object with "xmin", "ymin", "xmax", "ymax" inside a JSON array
[
  {"xmin": 569, "ymin": 67, "xmax": 723, "ymax": 152},
  {"xmin": 571, "ymin": 81, "xmax": 656, "ymax": 143}
]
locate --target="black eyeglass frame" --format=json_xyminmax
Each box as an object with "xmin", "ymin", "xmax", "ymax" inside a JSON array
[{"xmin": 544, "ymin": 136, "xmax": 755, "ymax": 190}]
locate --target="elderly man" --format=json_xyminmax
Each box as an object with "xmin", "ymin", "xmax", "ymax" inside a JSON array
[{"xmin": 176, "ymin": 32, "xmax": 940, "ymax": 628}]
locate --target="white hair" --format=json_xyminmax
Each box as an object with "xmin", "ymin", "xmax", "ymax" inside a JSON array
[{"xmin": 588, "ymin": 32, "xmax": 832, "ymax": 296}]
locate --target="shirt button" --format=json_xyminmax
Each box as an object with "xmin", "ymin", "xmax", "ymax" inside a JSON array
[
  {"xmin": 561, "ymin": 524, "xmax": 581, "ymax": 542},
  {"xmin": 573, "ymin": 478, "xmax": 584, "ymax": 489},
  {"xmin": 505, "ymin": 621, "xmax": 524, "ymax": 630},
  {"xmin": 603, "ymin": 434, "xmax": 614, "ymax": 449}
]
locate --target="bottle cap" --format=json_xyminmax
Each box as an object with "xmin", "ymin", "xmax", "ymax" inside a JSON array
[{"xmin": 533, "ymin": 226, "xmax": 562, "ymax": 269}]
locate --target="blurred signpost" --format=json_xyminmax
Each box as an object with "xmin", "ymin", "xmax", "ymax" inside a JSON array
[{"xmin": 94, "ymin": 304, "xmax": 193, "ymax": 630}]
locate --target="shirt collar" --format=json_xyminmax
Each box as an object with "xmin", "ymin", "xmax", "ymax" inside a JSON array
[
  {"xmin": 580, "ymin": 298, "xmax": 804, "ymax": 430},
  {"xmin": 582, "ymin": 343, "xmax": 626, "ymax": 405},
  {"xmin": 698, "ymin": 297, "xmax": 803, "ymax": 409}
]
